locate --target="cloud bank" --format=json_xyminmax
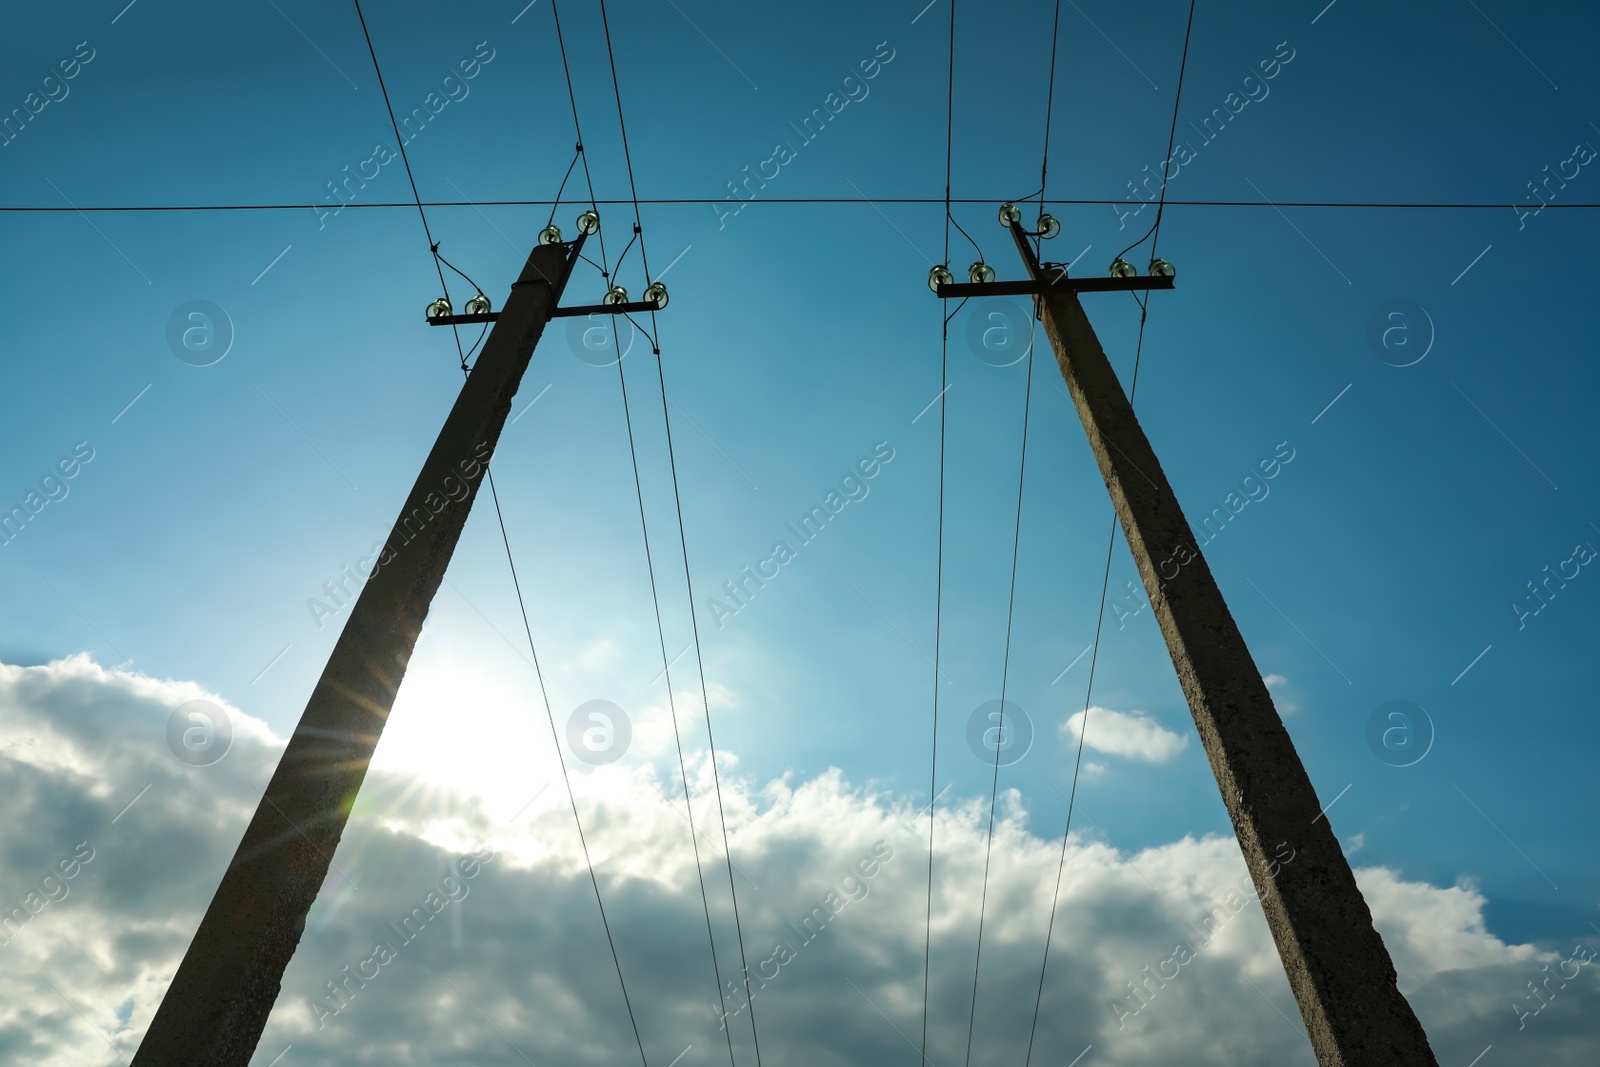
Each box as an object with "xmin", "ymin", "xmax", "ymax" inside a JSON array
[
  {"xmin": 0, "ymin": 657, "xmax": 1594, "ymax": 1066},
  {"xmin": 1062, "ymin": 707, "xmax": 1189, "ymax": 764}
]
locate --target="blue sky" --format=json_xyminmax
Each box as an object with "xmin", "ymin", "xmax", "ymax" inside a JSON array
[{"xmin": 1, "ymin": 1, "xmax": 1598, "ymax": 1064}]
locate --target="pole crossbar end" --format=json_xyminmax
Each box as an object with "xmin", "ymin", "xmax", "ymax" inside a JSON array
[
  {"xmin": 427, "ymin": 313, "xmax": 499, "ymax": 326},
  {"xmin": 429, "ymin": 300, "xmax": 664, "ymax": 326},
  {"xmin": 550, "ymin": 301, "xmax": 664, "ymax": 318},
  {"xmin": 934, "ymin": 275, "xmax": 1174, "ymax": 299}
]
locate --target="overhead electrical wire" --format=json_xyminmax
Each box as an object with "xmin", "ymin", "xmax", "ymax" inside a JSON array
[
  {"xmin": 960, "ymin": 4, "xmax": 1061, "ymax": 1037},
  {"xmin": 1115, "ymin": 1, "xmax": 1199, "ymax": 267},
  {"xmin": 962, "ymin": 334, "xmax": 1038, "ymax": 1067},
  {"xmin": 549, "ymin": 0, "xmax": 741, "ymax": 1064},
  {"xmin": 595, "ymin": 3, "xmax": 764, "ymax": 1066},
  {"xmin": 4, "ymin": 197, "xmax": 1576, "ymax": 212},
  {"xmin": 962, "ymin": 6, "xmax": 1058, "ymax": 1050},
  {"xmin": 484, "ymin": 1, "xmax": 654, "ymax": 1061},
  {"xmin": 1034, "ymin": 0, "xmax": 1065, "ymax": 227},
  {"xmin": 431, "ymin": 246, "xmax": 489, "ymax": 370},
  {"xmin": 545, "ymin": 147, "xmax": 583, "ymax": 227},
  {"xmin": 921, "ymin": 315, "xmax": 951, "ymax": 1067},
  {"xmin": 942, "ymin": 4, "xmax": 983, "ymax": 266},
  {"xmin": 956, "ymin": 0, "xmax": 1063, "ymax": 1056},
  {"xmin": 350, "ymin": 3, "xmax": 652, "ymax": 1065},
  {"xmin": 549, "ymin": 0, "xmax": 610, "ymax": 279},
  {"xmin": 479, "ymin": 478, "xmax": 654, "ymax": 1067},
  {"xmin": 920, "ymin": 1, "xmax": 959, "ymax": 1064},
  {"xmin": 351, "ymin": 0, "xmax": 470, "ymax": 373},
  {"xmin": 550, "ymin": 0, "xmax": 758, "ymax": 1064},
  {"xmin": 1022, "ymin": 6, "xmax": 1198, "ymax": 1066},
  {"xmin": 613, "ymin": 298, "xmax": 740, "ymax": 1067}
]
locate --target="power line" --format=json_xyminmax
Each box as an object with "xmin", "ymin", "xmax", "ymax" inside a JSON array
[
  {"xmin": 614, "ymin": 322, "xmax": 739, "ymax": 1067},
  {"xmin": 943, "ymin": 0, "xmax": 957, "ymax": 266},
  {"xmin": 486, "ymin": 2, "xmax": 649, "ymax": 1060},
  {"xmin": 923, "ymin": 3, "xmax": 960, "ymax": 1061},
  {"xmin": 568, "ymin": 0, "xmax": 733, "ymax": 1057},
  {"xmin": 351, "ymin": 0, "xmax": 468, "ymax": 371},
  {"xmin": 551, "ymin": 3, "xmax": 738, "ymax": 1067},
  {"xmin": 598, "ymin": 0, "xmax": 650, "ymax": 283},
  {"xmin": 1037, "ymin": 0, "xmax": 1064, "ymax": 212},
  {"xmin": 920, "ymin": 315, "xmax": 949, "ymax": 1067},
  {"xmin": 480, "ymin": 472, "xmax": 653, "ymax": 1067},
  {"xmin": 1151, "ymin": 0, "xmax": 1199, "ymax": 264},
  {"xmin": 1023, "ymin": 517, "xmax": 1113, "ymax": 1067},
  {"xmin": 350, "ymin": 4, "xmax": 650, "ymax": 1065},
  {"xmin": 963, "ymin": 327, "xmax": 1038, "ymax": 1067},
  {"xmin": 542, "ymin": 1, "xmax": 737, "ymax": 1065},
  {"xmin": 1024, "ymin": 6, "xmax": 1197, "ymax": 1065},
  {"xmin": 594, "ymin": 4, "xmax": 764, "ymax": 1067},
  {"xmin": 3, "ymin": 197, "xmax": 1589, "ymax": 212},
  {"xmin": 547, "ymin": 0, "xmax": 610, "ymax": 275},
  {"xmin": 350, "ymin": 1, "xmax": 441, "ymax": 263}
]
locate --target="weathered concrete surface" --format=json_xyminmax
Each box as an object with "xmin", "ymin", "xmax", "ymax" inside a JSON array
[
  {"xmin": 131, "ymin": 239, "xmax": 579, "ymax": 1067},
  {"xmin": 1032, "ymin": 276, "xmax": 1439, "ymax": 1065}
]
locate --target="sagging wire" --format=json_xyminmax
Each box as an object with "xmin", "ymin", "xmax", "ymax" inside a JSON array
[
  {"xmin": 1023, "ymin": 7, "xmax": 1197, "ymax": 1065},
  {"xmin": 595, "ymin": 2, "xmax": 762, "ymax": 1066}
]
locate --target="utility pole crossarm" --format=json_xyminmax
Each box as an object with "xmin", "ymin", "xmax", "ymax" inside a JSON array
[
  {"xmin": 1010, "ymin": 221, "xmax": 1438, "ymax": 1065},
  {"xmin": 934, "ymin": 274, "xmax": 1174, "ymax": 299},
  {"xmin": 131, "ymin": 234, "xmax": 585, "ymax": 1067}
]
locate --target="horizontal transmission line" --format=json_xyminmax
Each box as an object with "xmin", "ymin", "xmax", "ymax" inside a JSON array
[{"xmin": 1, "ymin": 198, "xmax": 1593, "ymax": 213}]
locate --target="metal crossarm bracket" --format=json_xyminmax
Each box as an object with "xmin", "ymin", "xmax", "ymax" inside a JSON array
[
  {"xmin": 932, "ymin": 217, "xmax": 1176, "ymax": 298},
  {"xmin": 426, "ymin": 312, "xmax": 499, "ymax": 326},
  {"xmin": 935, "ymin": 275, "xmax": 1174, "ymax": 298},
  {"xmin": 428, "ymin": 300, "xmax": 663, "ymax": 326},
  {"xmin": 423, "ymin": 230, "xmax": 669, "ymax": 326},
  {"xmin": 552, "ymin": 301, "xmax": 662, "ymax": 318}
]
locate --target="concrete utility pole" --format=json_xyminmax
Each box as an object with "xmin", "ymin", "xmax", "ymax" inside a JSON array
[
  {"xmin": 945, "ymin": 219, "xmax": 1439, "ymax": 1066},
  {"xmin": 132, "ymin": 235, "xmax": 584, "ymax": 1067}
]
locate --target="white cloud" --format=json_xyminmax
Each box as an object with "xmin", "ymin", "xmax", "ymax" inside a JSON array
[
  {"xmin": 1260, "ymin": 675, "xmax": 1299, "ymax": 713},
  {"xmin": 1062, "ymin": 707, "xmax": 1189, "ymax": 763},
  {"xmin": 0, "ymin": 657, "xmax": 1595, "ymax": 1067}
]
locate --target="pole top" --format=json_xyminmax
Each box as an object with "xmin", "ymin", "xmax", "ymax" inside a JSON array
[{"xmin": 927, "ymin": 207, "xmax": 1178, "ymax": 299}]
